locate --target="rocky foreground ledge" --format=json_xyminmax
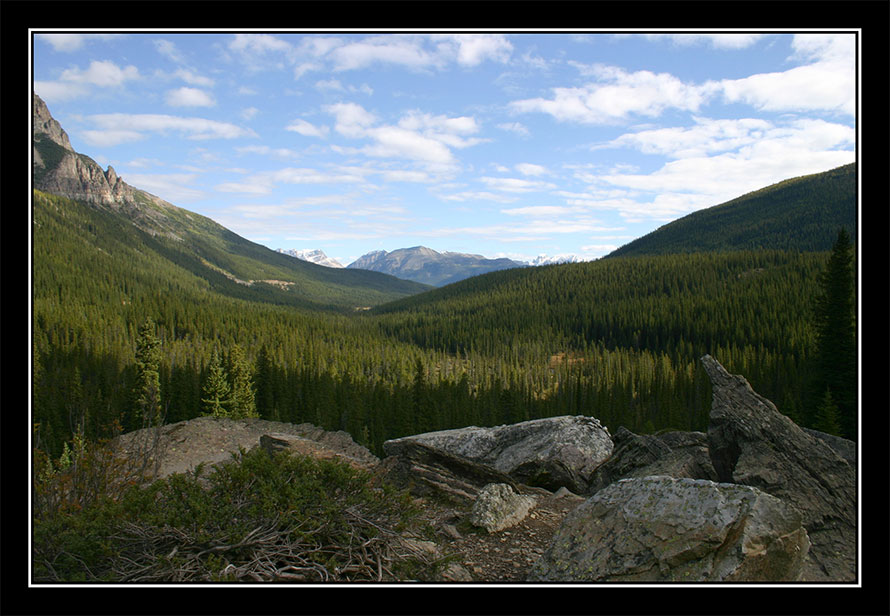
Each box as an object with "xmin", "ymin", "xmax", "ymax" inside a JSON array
[{"xmin": 112, "ymin": 355, "xmax": 857, "ymax": 583}]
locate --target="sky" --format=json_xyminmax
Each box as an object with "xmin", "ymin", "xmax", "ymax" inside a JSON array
[{"xmin": 32, "ymin": 30, "xmax": 857, "ymax": 266}]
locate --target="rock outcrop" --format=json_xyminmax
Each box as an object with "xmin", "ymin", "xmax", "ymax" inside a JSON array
[
  {"xmin": 258, "ymin": 433, "xmax": 375, "ymax": 470},
  {"xmin": 382, "ymin": 416, "xmax": 613, "ymax": 494},
  {"xmin": 33, "ymin": 94, "xmax": 135, "ymax": 207},
  {"xmin": 586, "ymin": 427, "xmax": 718, "ymax": 495},
  {"xmin": 469, "ymin": 483, "xmax": 537, "ymax": 533},
  {"xmin": 528, "ymin": 476, "xmax": 810, "ymax": 582},
  {"xmin": 701, "ymin": 354, "xmax": 857, "ymax": 582},
  {"xmin": 375, "ymin": 439, "xmax": 521, "ymax": 505},
  {"xmin": 33, "ymin": 94, "xmax": 187, "ymax": 239}
]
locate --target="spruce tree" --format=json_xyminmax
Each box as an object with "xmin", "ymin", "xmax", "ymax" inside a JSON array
[
  {"xmin": 812, "ymin": 228, "xmax": 857, "ymax": 438},
  {"xmin": 813, "ymin": 388, "xmax": 842, "ymax": 436},
  {"xmin": 134, "ymin": 318, "xmax": 162, "ymax": 427},
  {"xmin": 228, "ymin": 344, "xmax": 258, "ymax": 419},
  {"xmin": 202, "ymin": 348, "xmax": 232, "ymax": 418}
]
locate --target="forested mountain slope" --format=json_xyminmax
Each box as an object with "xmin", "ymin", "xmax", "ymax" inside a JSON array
[
  {"xmin": 32, "ymin": 95, "xmax": 430, "ymax": 312},
  {"xmin": 605, "ymin": 163, "xmax": 856, "ymax": 258},
  {"xmin": 31, "ymin": 95, "xmax": 855, "ymax": 461}
]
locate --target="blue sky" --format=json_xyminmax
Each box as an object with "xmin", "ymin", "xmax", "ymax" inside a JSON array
[{"xmin": 32, "ymin": 30, "xmax": 857, "ymax": 265}]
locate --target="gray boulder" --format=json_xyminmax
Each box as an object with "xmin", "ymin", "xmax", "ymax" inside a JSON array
[
  {"xmin": 383, "ymin": 416, "xmax": 612, "ymax": 494},
  {"xmin": 469, "ymin": 483, "xmax": 537, "ymax": 533},
  {"xmin": 586, "ymin": 427, "xmax": 718, "ymax": 495},
  {"xmin": 527, "ymin": 476, "xmax": 810, "ymax": 582},
  {"xmin": 376, "ymin": 440, "xmax": 521, "ymax": 505},
  {"xmin": 701, "ymin": 354, "xmax": 857, "ymax": 581}
]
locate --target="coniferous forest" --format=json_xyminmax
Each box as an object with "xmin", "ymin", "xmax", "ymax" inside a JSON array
[{"xmin": 32, "ymin": 181, "xmax": 857, "ymax": 462}]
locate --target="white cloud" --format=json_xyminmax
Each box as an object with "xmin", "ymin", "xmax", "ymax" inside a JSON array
[
  {"xmin": 510, "ymin": 65, "xmax": 717, "ymax": 124},
  {"xmin": 444, "ymin": 34, "xmax": 513, "ymax": 66},
  {"xmin": 790, "ymin": 33, "xmax": 855, "ymax": 64},
  {"xmin": 60, "ymin": 60, "xmax": 140, "ymax": 87},
  {"xmin": 498, "ymin": 122, "xmax": 530, "ymax": 137},
  {"xmin": 515, "ymin": 163, "xmax": 548, "ymax": 176},
  {"xmin": 241, "ymin": 107, "xmax": 259, "ymax": 121},
  {"xmin": 229, "ymin": 33, "xmax": 294, "ymax": 56},
  {"xmin": 363, "ymin": 126, "xmax": 456, "ymax": 164},
  {"xmin": 480, "ymin": 176, "xmax": 557, "ymax": 193},
  {"xmin": 326, "ymin": 102, "xmax": 378, "ymax": 138},
  {"xmin": 323, "ymin": 103, "xmax": 483, "ymax": 167},
  {"xmin": 719, "ymin": 61, "xmax": 854, "ymax": 115},
  {"xmin": 235, "ymin": 145, "xmax": 300, "ymax": 159},
  {"xmin": 85, "ymin": 113, "xmax": 256, "ymax": 143},
  {"xmin": 329, "ymin": 35, "xmax": 441, "ymax": 72},
  {"xmin": 501, "ymin": 205, "xmax": 577, "ymax": 216},
  {"xmin": 286, "ymin": 118, "xmax": 329, "ymax": 138},
  {"xmin": 651, "ymin": 33, "xmax": 762, "ymax": 50},
  {"xmin": 439, "ymin": 191, "xmax": 518, "ymax": 204},
  {"xmin": 80, "ymin": 129, "xmax": 145, "ymax": 147},
  {"xmin": 605, "ymin": 117, "xmax": 775, "ymax": 159},
  {"xmin": 381, "ymin": 170, "xmax": 432, "ymax": 183},
  {"xmin": 165, "ymin": 87, "xmax": 215, "ymax": 107},
  {"xmin": 154, "ymin": 39, "xmax": 185, "ymax": 63},
  {"xmin": 34, "ymin": 80, "xmax": 90, "ymax": 102},
  {"xmin": 173, "ymin": 68, "xmax": 214, "ymax": 87},
  {"xmin": 37, "ymin": 34, "xmax": 87, "ymax": 52},
  {"xmin": 119, "ymin": 172, "xmax": 205, "ymax": 203},
  {"xmin": 215, "ymin": 167, "xmax": 367, "ymax": 194}
]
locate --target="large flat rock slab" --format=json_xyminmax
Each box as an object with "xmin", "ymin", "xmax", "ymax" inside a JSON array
[{"xmin": 383, "ymin": 415, "xmax": 613, "ymax": 494}]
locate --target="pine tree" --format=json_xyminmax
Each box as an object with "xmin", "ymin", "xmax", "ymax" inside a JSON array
[
  {"xmin": 202, "ymin": 348, "xmax": 232, "ymax": 418},
  {"xmin": 813, "ymin": 388, "xmax": 842, "ymax": 436},
  {"xmin": 134, "ymin": 318, "xmax": 162, "ymax": 427},
  {"xmin": 228, "ymin": 344, "xmax": 258, "ymax": 419},
  {"xmin": 812, "ymin": 228, "xmax": 857, "ymax": 438}
]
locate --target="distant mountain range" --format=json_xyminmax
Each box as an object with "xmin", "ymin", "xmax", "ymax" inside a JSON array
[
  {"xmin": 346, "ymin": 246, "xmax": 526, "ymax": 287},
  {"xmin": 277, "ymin": 246, "xmax": 588, "ymax": 286}
]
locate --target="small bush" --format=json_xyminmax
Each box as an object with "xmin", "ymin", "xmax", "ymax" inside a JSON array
[{"xmin": 33, "ymin": 446, "xmax": 441, "ymax": 583}]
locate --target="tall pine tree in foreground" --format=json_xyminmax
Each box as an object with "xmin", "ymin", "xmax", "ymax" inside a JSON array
[
  {"xmin": 202, "ymin": 348, "xmax": 232, "ymax": 418},
  {"xmin": 812, "ymin": 228, "xmax": 857, "ymax": 438},
  {"xmin": 228, "ymin": 344, "xmax": 258, "ymax": 419},
  {"xmin": 133, "ymin": 318, "xmax": 162, "ymax": 428}
]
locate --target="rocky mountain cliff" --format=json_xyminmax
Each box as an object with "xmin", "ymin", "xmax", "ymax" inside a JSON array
[
  {"xmin": 32, "ymin": 93, "xmax": 195, "ymax": 239},
  {"xmin": 347, "ymin": 246, "xmax": 527, "ymax": 286}
]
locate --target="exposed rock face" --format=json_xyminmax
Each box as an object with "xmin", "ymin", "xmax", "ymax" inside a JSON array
[
  {"xmin": 701, "ymin": 354, "xmax": 857, "ymax": 582},
  {"xmin": 586, "ymin": 427, "xmax": 717, "ymax": 495},
  {"xmin": 32, "ymin": 94, "xmax": 186, "ymax": 239},
  {"xmin": 376, "ymin": 440, "xmax": 521, "ymax": 505},
  {"xmin": 527, "ymin": 476, "xmax": 810, "ymax": 583},
  {"xmin": 111, "ymin": 417, "xmax": 379, "ymax": 480},
  {"xmin": 33, "ymin": 94, "xmax": 134, "ymax": 207},
  {"xmin": 383, "ymin": 416, "xmax": 613, "ymax": 494},
  {"xmin": 469, "ymin": 483, "xmax": 537, "ymax": 533}
]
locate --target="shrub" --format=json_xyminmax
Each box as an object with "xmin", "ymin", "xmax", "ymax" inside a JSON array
[{"xmin": 32, "ymin": 446, "xmax": 441, "ymax": 583}]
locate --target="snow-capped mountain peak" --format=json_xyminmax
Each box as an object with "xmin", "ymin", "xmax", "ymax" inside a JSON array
[{"xmin": 277, "ymin": 248, "xmax": 344, "ymax": 268}]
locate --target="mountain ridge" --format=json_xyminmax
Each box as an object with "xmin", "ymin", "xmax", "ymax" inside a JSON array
[
  {"xmin": 31, "ymin": 94, "xmax": 430, "ymax": 310},
  {"xmin": 345, "ymin": 245, "xmax": 528, "ymax": 287},
  {"xmin": 604, "ymin": 163, "xmax": 856, "ymax": 258}
]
